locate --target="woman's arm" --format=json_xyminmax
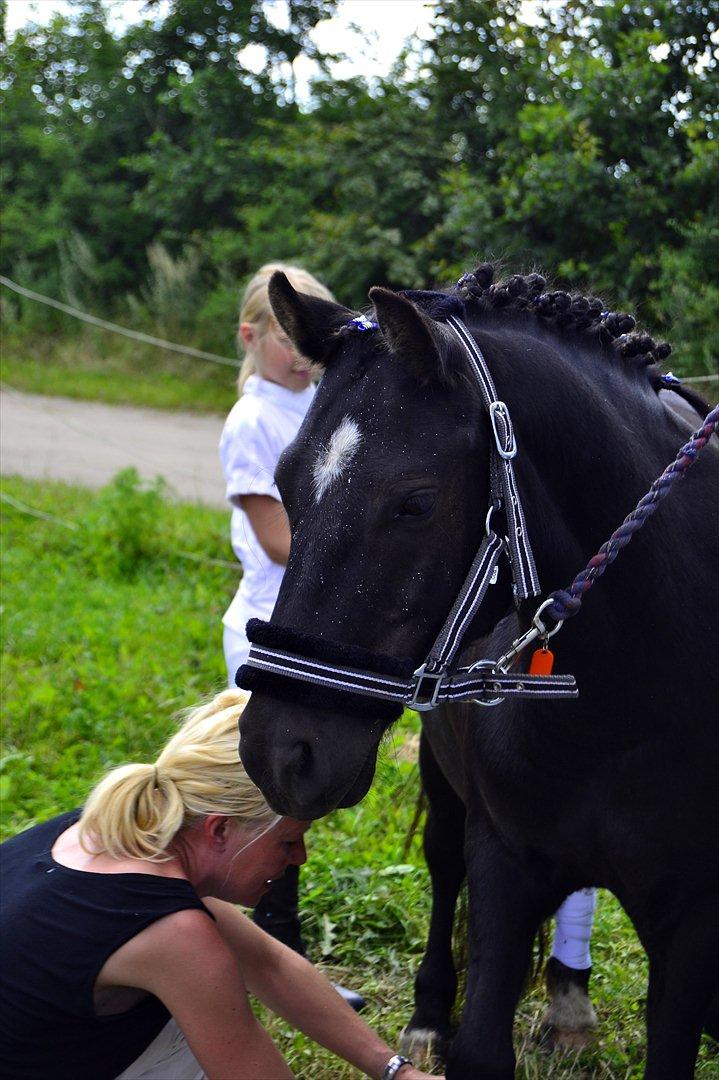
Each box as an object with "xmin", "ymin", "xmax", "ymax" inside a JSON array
[
  {"xmin": 100, "ymin": 908, "xmax": 293, "ymax": 1079},
  {"xmin": 234, "ymin": 493, "xmax": 291, "ymax": 565},
  {"xmin": 205, "ymin": 898, "xmax": 441, "ymax": 1080}
]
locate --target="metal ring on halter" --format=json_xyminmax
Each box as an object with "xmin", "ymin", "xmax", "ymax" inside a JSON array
[
  {"xmin": 485, "ymin": 502, "xmax": 501, "ymax": 535},
  {"xmin": 467, "ymin": 658, "xmax": 505, "ymax": 707}
]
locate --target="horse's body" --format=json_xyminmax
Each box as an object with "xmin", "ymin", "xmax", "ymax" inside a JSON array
[{"xmin": 238, "ymin": 268, "xmax": 719, "ymax": 1078}]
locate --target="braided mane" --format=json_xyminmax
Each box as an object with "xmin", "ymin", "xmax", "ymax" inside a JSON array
[{"xmin": 461, "ymin": 263, "xmax": 672, "ymax": 368}]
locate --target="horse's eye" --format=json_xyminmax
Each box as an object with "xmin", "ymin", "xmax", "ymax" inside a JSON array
[{"xmin": 398, "ymin": 491, "xmax": 436, "ymax": 518}]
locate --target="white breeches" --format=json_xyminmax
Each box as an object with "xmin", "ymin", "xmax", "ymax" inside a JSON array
[{"xmin": 223, "ymin": 625, "xmax": 250, "ymax": 689}]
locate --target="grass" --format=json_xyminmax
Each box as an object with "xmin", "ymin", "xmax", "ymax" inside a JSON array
[{"xmin": 1, "ymin": 474, "xmax": 718, "ymax": 1078}]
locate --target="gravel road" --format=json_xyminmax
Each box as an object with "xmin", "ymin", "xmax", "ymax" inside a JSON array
[{"xmin": 0, "ymin": 387, "xmax": 227, "ymax": 509}]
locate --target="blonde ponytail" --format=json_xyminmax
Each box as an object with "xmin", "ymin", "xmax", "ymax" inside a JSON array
[
  {"xmin": 79, "ymin": 690, "xmax": 276, "ymax": 862},
  {"xmin": 237, "ymin": 262, "xmax": 334, "ymax": 394}
]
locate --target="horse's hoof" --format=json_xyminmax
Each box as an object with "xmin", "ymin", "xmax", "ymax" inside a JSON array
[
  {"xmin": 399, "ymin": 1026, "xmax": 451, "ymax": 1067},
  {"xmin": 538, "ymin": 1023, "xmax": 597, "ymax": 1051},
  {"xmin": 539, "ymin": 956, "xmax": 598, "ymax": 1051}
]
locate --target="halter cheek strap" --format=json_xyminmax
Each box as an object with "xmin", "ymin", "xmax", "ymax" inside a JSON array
[{"xmin": 445, "ymin": 315, "xmax": 540, "ymax": 606}]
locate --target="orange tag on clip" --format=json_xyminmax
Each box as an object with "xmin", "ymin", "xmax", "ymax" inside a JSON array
[{"xmin": 529, "ymin": 647, "xmax": 554, "ymax": 676}]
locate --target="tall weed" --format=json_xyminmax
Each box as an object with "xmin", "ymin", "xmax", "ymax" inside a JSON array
[{"xmin": 141, "ymin": 242, "xmax": 203, "ymax": 335}]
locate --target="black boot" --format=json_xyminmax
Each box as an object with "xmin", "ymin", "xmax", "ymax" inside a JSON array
[
  {"xmin": 252, "ymin": 864, "xmax": 305, "ymax": 954},
  {"xmin": 252, "ymin": 865, "xmax": 366, "ymax": 1012}
]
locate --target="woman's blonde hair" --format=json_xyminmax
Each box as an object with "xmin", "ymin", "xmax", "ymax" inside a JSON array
[
  {"xmin": 237, "ymin": 262, "xmax": 334, "ymax": 393},
  {"xmin": 79, "ymin": 690, "xmax": 276, "ymax": 862}
]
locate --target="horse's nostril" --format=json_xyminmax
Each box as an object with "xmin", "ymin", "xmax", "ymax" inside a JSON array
[{"xmin": 287, "ymin": 740, "xmax": 312, "ymax": 779}]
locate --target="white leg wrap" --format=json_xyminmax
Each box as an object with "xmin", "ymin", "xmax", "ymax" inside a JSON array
[{"xmin": 551, "ymin": 887, "xmax": 596, "ymax": 970}]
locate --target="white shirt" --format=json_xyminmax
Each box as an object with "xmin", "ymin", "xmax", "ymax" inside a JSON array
[{"xmin": 219, "ymin": 374, "xmax": 315, "ymax": 637}]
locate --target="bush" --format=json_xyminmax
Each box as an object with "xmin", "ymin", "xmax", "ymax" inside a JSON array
[{"xmin": 74, "ymin": 468, "xmax": 168, "ymax": 579}]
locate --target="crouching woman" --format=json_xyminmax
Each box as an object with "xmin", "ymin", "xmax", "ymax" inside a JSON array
[{"xmin": 0, "ymin": 690, "xmax": 438, "ymax": 1080}]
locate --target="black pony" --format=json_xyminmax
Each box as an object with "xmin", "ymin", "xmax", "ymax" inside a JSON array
[{"xmin": 238, "ymin": 265, "xmax": 719, "ymax": 1079}]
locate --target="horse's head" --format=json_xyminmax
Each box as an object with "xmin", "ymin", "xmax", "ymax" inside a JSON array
[{"xmin": 238, "ymin": 273, "xmax": 515, "ymax": 817}]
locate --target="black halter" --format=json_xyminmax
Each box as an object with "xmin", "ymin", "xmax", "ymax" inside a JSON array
[{"xmin": 236, "ymin": 316, "xmax": 579, "ymax": 716}]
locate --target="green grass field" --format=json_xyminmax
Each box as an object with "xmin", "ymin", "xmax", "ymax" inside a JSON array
[{"xmin": 1, "ymin": 474, "xmax": 717, "ymax": 1078}]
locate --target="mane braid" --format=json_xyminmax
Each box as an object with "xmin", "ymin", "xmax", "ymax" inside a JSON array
[{"xmin": 451, "ymin": 263, "xmax": 672, "ymax": 379}]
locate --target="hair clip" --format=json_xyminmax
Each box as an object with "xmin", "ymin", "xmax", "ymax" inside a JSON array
[{"xmin": 347, "ymin": 315, "xmax": 378, "ymax": 332}]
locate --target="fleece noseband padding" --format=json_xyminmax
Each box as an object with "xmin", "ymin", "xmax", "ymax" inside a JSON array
[{"xmin": 236, "ymin": 619, "xmax": 414, "ymax": 722}]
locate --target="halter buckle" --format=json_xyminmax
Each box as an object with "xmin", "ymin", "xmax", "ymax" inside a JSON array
[
  {"xmin": 489, "ymin": 400, "xmax": 517, "ymax": 459},
  {"xmin": 407, "ymin": 663, "xmax": 447, "ymax": 712}
]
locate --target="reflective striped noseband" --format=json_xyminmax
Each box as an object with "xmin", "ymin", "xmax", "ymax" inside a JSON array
[{"xmin": 237, "ymin": 316, "xmax": 578, "ymax": 714}]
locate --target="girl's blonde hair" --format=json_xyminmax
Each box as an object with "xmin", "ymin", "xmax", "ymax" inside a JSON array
[
  {"xmin": 79, "ymin": 690, "xmax": 276, "ymax": 862},
  {"xmin": 237, "ymin": 262, "xmax": 334, "ymax": 393}
]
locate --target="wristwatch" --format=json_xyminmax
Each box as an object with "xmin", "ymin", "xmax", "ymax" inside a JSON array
[{"xmin": 382, "ymin": 1054, "xmax": 413, "ymax": 1080}]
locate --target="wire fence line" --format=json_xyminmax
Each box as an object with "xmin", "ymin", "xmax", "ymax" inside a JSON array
[
  {"xmin": 0, "ymin": 489, "xmax": 239, "ymax": 570},
  {"xmin": 2, "ymin": 273, "xmax": 715, "ymax": 384},
  {"xmin": 0, "ymin": 489, "xmax": 80, "ymax": 530},
  {"xmin": 0, "ymin": 276, "xmax": 240, "ymax": 368}
]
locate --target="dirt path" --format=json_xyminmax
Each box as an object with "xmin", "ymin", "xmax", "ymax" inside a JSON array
[{"xmin": 0, "ymin": 387, "xmax": 227, "ymax": 509}]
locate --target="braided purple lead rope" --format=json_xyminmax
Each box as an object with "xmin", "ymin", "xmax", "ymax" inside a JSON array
[{"xmin": 548, "ymin": 403, "xmax": 719, "ymax": 623}]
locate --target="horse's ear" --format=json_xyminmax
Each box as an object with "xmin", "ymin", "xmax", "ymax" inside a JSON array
[
  {"xmin": 369, "ymin": 287, "xmax": 462, "ymax": 384},
  {"xmin": 268, "ymin": 272, "xmax": 353, "ymax": 366}
]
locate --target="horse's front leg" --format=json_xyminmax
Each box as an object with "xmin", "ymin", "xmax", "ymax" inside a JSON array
[
  {"xmin": 447, "ymin": 825, "xmax": 552, "ymax": 1080},
  {"xmin": 401, "ymin": 731, "xmax": 466, "ymax": 1063}
]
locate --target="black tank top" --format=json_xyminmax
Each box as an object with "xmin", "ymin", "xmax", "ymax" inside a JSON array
[{"xmin": 0, "ymin": 810, "xmax": 213, "ymax": 1080}]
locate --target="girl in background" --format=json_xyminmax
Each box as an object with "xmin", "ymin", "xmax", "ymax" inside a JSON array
[{"xmin": 220, "ymin": 263, "xmax": 332, "ymax": 685}]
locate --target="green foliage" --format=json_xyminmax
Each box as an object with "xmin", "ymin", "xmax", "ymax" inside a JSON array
[
  {"xmin": 2, "ymin": 0, "xmax": 717, "ymax": 381},
  {"xmin": 1, "ymin": 474, "xmax": 234, "ymax": 835}
]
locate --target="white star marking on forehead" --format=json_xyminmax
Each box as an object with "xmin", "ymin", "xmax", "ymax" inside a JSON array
[{"xmin": 312, "ymin": 416, "xmax": 362, "ymax": 502}]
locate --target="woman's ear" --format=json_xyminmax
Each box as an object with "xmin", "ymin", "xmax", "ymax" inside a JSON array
[{"xmin": 203, "ymin": 814, "xmax": 232, "ymax": 851}]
